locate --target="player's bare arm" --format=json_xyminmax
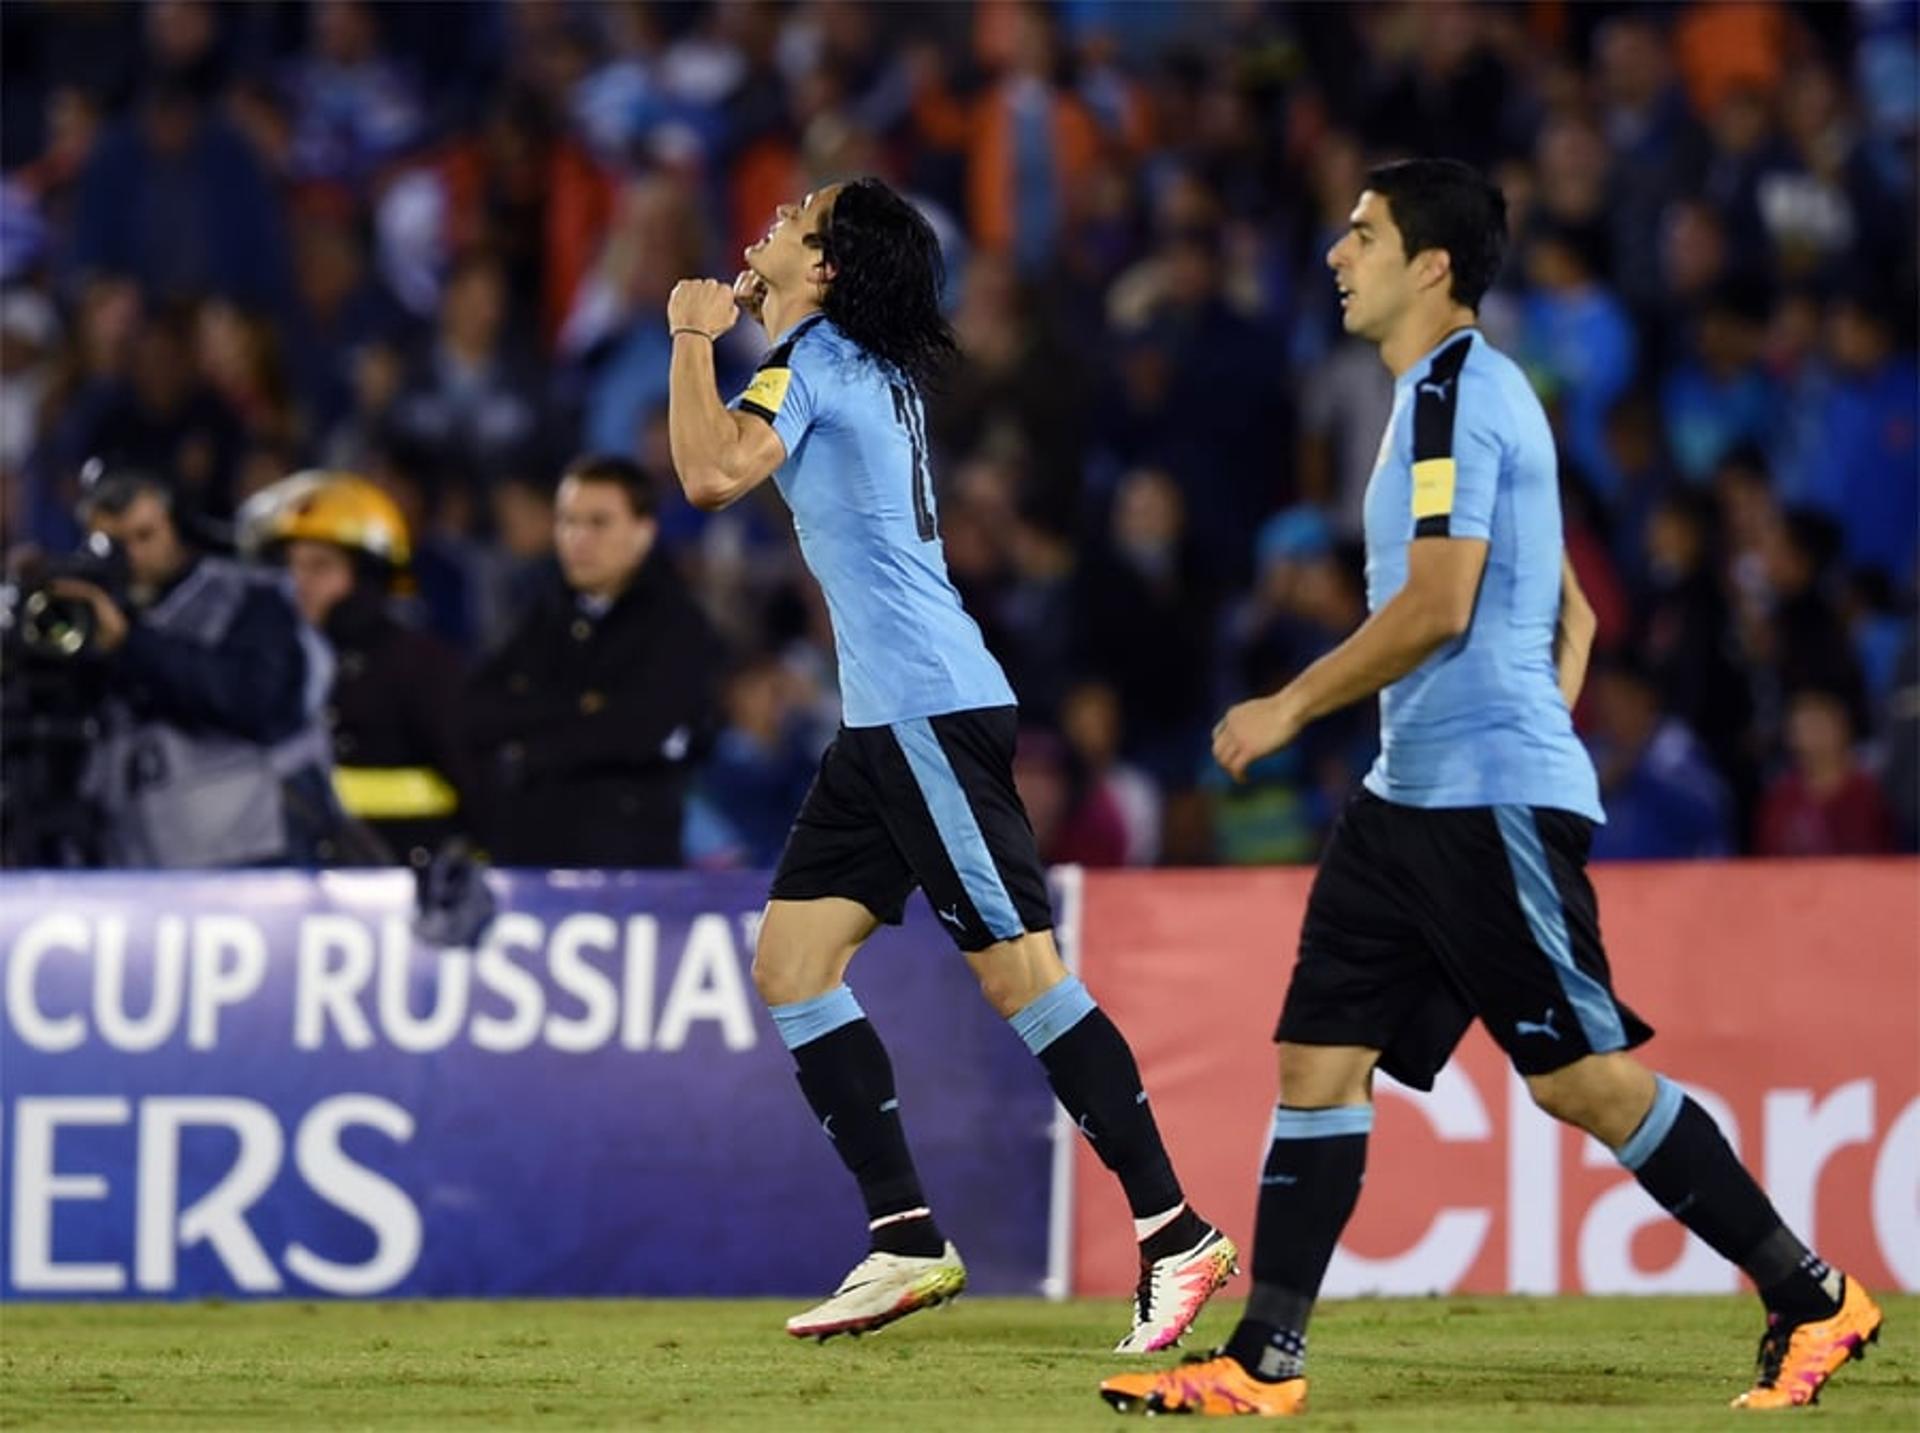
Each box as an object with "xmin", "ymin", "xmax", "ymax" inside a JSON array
[
  {"xmin": 1554, "ymin": 551, "xmax": 1597, "ymax": 711},
  {"xmin": 666, "ymin": 278, "xmax": 785, "ymax": 511},
  {"xmin": 1212, "ymin": 535, "xmax": 1488, "ymax": 780}
]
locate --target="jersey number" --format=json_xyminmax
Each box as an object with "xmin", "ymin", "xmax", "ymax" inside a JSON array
[{"xmin": 889, "ymin": 382, "xmax": 937, "ymax": 542}]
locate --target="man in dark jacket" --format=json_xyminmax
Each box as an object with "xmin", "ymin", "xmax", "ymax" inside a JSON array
[{"xmin": 467, "ymin": 455, "xmax": 719, "ymax": 867}]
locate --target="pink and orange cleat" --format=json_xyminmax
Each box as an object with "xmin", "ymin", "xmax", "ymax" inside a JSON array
[
  {"xmin": 1732, "ymin": 1275, "xmax": 1884, "ymax": 1409},
  {"xmin": 1100, "ymin": 1353, "xmax": 1307, "ymax": 1417}
]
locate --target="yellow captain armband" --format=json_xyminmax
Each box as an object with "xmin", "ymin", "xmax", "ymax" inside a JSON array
[
  {"xmin": 1411, "ymin": 458, "xmax": 1457, "ymax": 520},
  {"xmin": 738, "ymin": 366, "xmax": 791, "ymax": 419}
]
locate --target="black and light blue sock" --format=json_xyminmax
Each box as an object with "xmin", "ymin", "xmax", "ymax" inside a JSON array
[
  {"xmin": 1224, "ymin": 1103, "xmax": 1373, "ymax": 1382},
  {"xmin": 772, "ymin": 985, "xmax": 944, "ymax": 1257},
  {"xmin": 1011, "ymin": 976, "xmax": 1186, "ymax": 1227},
  {"xmin": 1616, "ymin": 1075, "xmax": 1839, "ymax": 1321}
]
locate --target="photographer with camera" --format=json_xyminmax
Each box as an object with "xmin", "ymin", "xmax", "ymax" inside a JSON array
[{"xmin": 38, "ymin": 466, "xmax": 340, "ymax": 867}]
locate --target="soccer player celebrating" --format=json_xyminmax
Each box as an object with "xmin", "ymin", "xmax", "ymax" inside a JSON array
[
  {"xmin": 666, "ymin": 180, "xmax": 1235, "ymax": 1350},
  {"xmin": 1099, "ymin": 159, "xmax": 1882, "ymax": 1417}
]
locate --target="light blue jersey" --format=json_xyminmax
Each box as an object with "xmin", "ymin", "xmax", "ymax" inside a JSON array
[
  {"xmin": 1359, "ymin": 329, "xmax": 1604, "ymax": 821},
  {"xmin": 731, "ymin": 315, "xmax": 1015, "ymax": 728}
]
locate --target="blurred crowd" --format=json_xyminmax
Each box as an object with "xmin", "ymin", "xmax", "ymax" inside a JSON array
[{"xmin": 1, "ymin": 0, "xmax": 1915, "ymax": 871}]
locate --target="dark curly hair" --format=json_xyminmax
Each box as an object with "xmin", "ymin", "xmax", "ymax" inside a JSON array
[{"xmin": 810, "ymin": 177, "xmax": 957, "ymax": 393}]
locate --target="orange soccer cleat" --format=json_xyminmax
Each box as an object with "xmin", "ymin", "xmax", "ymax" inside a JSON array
[
  {"xmin": 1100, "ymin": 1353, "xmax": 1307, "ymax": 1417},
  {"xmin": 1731, "ymin": 1275, "xmax": 1884, "ymax": 1410}
]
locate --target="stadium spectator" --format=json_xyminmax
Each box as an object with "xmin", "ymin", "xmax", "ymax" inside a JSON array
[
  {"xmin": 1105, "ymin": 218, "xmax": 1279, "ymax": 582},
  {"xmin": 281, "ymin": 217, "xmax": 406, "ymax": 442},
  {"xmin": 1014, "ymin": 726, "xmax": 1129, "ymax": 867},
  {"xmin": 1518, "ymin": 223, "xmax": 1637, "ymax": 501},
  {"xmin": 71, "ymin": 72, "xmax": 288, "ymax": 311},
  {"xmin": 1660, "ymin": 281, "xmax": 1775, "ymax": 484},
  {"xmin": 1587, "ymin": 657, "xmax": 1736, "ymax": 860},
  {"xmin": 1593, "ymin": 14, "xmax": 1709, "ymax": 316},
  {"xmin": 694, "ymin": 652, "xmax": 822, "ymax": 870},
  {"xmin": 1357, "ymin": 2, "xmax": 1519, "ymax": 170},
  {"xmin": 388, "ymin": 248, "xmax": 547, "ymax": 497},
  {"xmin": 69, "ymin": 302, "xmax": 245, "ymax": 526},
  {"xmin": 1075, "ymin": 467, "xmax": 1217, "ymax": 787},
  {"xmin": 0, "ymin": 288, "xmax": 60, "ymax": 476},
  {"xmin": 1654, "ymin": 198, "xmax": 1733, "ymax": 355},
  {"xmin": 243, "ymin": 469, "xmax": 474, "ymax": 865},
  {"xmin": 1224, "ymin": 507, "xmax": 1343, "ymax": 707},
  {"xmin": 1789, "ymin": 291, "xmax": 1919, "ymax": 584},
  {"xmin": 1767, "ymin": 62, "xmax": 1907, "ymax": 279},
  {"xmin": 1635, "ymin": 487, "xmax": 1755, "ymax": 801},
  {"xmin": 466, "ymin": 454, "xmax": 718, "ymax": 868},
  {"xmin": 567, "ymin": 175, "xmax": 717, "ymax": 461},
  {"xmin": 1058, "ymin": 679, "xmax": 1162, "ymax": 867},
  {"xmin": 17, "ymin": 274, "xmax": 141, "ymax": 552},
  {"xmin": 994, "ymin": 503, "xmax": 1080, "ymax": 725},
  {"xmin": 1761, "ymin": 506, "xmax": 1869, "ymax": 740},
  {"xmin": 1292, "ymin": 326, "xmax": 1393, "ymax": 541},
  {"xmin": 480, "ymin": 469, "xmax": 558, "ymax": 651},
  {"xmin": 1754, "ymin": 687, "xmax": 1896, "ymax": 856},
  {"xmin": 7, "ymin": 85, "xmax": 103, "ymax": 249},
  {"xmin": 196, "ymin": 297, "xmax": 299, "ymax": 450},
  {"xmin": 909, "ymin": 1, "xmax": 1102, "ymax": 279},
  {"xmin": 928, "ymin": 251, "xmax": 1090, "ymax": 526},
  {"xmin": 315, "ymin": 337, "xmax": 403, "ymax": 472},
  {"xmin": 282, "ymin": 0, "xmax": 425, "ymax": 189},
  {"xmin": 1596, "ymin": 388, "xmax": 1673, "ymax": 592}
]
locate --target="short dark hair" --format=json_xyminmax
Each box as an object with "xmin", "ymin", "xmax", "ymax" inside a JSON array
[
  {"xmin": 561, "ymin": 454, "xmax": 657, "ymax": 520},
  {"xmin": 76, "ymin": 459, "xmax": 173, "ymax": 521},
  {"xmin": 1364, "ymin": 159, "xmax": 1509, "ymax": 311}
]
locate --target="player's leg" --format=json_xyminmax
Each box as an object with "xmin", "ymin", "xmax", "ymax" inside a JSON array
[
  {"xmin": 760, "ymin": 736, "xmax": 964, "ymax": 1339},
  {"xmin": 1439, "ymin": 804, "xmax": 1882, "ymax": 1409},
  {"xmin": 965, "ymin": 927, "xmax": 1186, "ymax": 1235},
  {"xmin": 1524, "ymin": 1054, "xmax": 1881, "ymax": 1407},
  {"xmin": 970, "ymin": 925, "xmax": 1237, "ymax": 1351},
  {"xmin": 1102, "ymin": 792, "xmax": 1455, "ymax": 1415},
  {"xmin": 755, "ymin": 896, "xmax": 947, "ymax": 1256},
  {"xmin": 877, "ymin": 707, "xmax": 1235, "ymax": 1351}
]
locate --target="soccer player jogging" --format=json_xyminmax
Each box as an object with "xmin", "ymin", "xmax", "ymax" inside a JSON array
[
  {"xmin": 1098, "ymin": 160, "xmax": 1883, "ymax": 1418},
  {"xmin": 666, "ymin": 179, "xmax": 1236, "ymax": 1350}
]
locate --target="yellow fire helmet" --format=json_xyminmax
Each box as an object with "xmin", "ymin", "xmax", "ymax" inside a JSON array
[{"xmin": 238, "ymin": 470, "xmax": 412, "ymax": 568}]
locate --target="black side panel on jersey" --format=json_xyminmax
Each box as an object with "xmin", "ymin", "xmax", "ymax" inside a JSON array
[{"xmin": 1410, "ymin": 333, "xmax": 1475, "ymax": 539}]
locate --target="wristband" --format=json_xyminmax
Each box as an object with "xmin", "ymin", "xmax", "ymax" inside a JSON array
[{"xmin": 670, "ymin": 327, "xmax": 715, "ymax": 341}]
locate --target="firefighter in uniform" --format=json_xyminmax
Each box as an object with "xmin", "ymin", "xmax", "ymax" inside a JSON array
[{"xmin": 242, "ymin": 471, "xmax": 473, "ymax": 864}]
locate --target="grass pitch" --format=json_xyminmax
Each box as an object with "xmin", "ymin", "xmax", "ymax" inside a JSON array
[{"xmin": 2, "ymin": 1295, "xmax": 1913, "ymax": 1431}]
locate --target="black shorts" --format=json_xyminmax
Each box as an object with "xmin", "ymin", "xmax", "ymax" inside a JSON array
[
  {"xmin": 769, "ymin": 706, "xmax": 1054, "ymax": 952},
  {"xmin": 1277, "ymin": 790, "xmax": 1653, "ymax": 1087}
]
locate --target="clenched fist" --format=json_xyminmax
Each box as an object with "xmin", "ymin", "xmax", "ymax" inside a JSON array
[
  {"xmin": 667, "ymin": 279, "xmax": 742, "ymax": 340},
  {"xmin": 1212, "ymin": 693, "xmax": 1306, "ymax": 783},
  {"xmin": 733, "ymin": 270, "xmax": 769, "ymax": 325}
]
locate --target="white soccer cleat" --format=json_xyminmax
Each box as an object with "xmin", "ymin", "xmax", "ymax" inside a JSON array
[
  {"xmin": 785, "ymin": 1242, "xmax": 968, "ymax": 1342},
  {"xmin": 1114, "ymin": 1224, "xmax": 1239, "ymax": 1354}
]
